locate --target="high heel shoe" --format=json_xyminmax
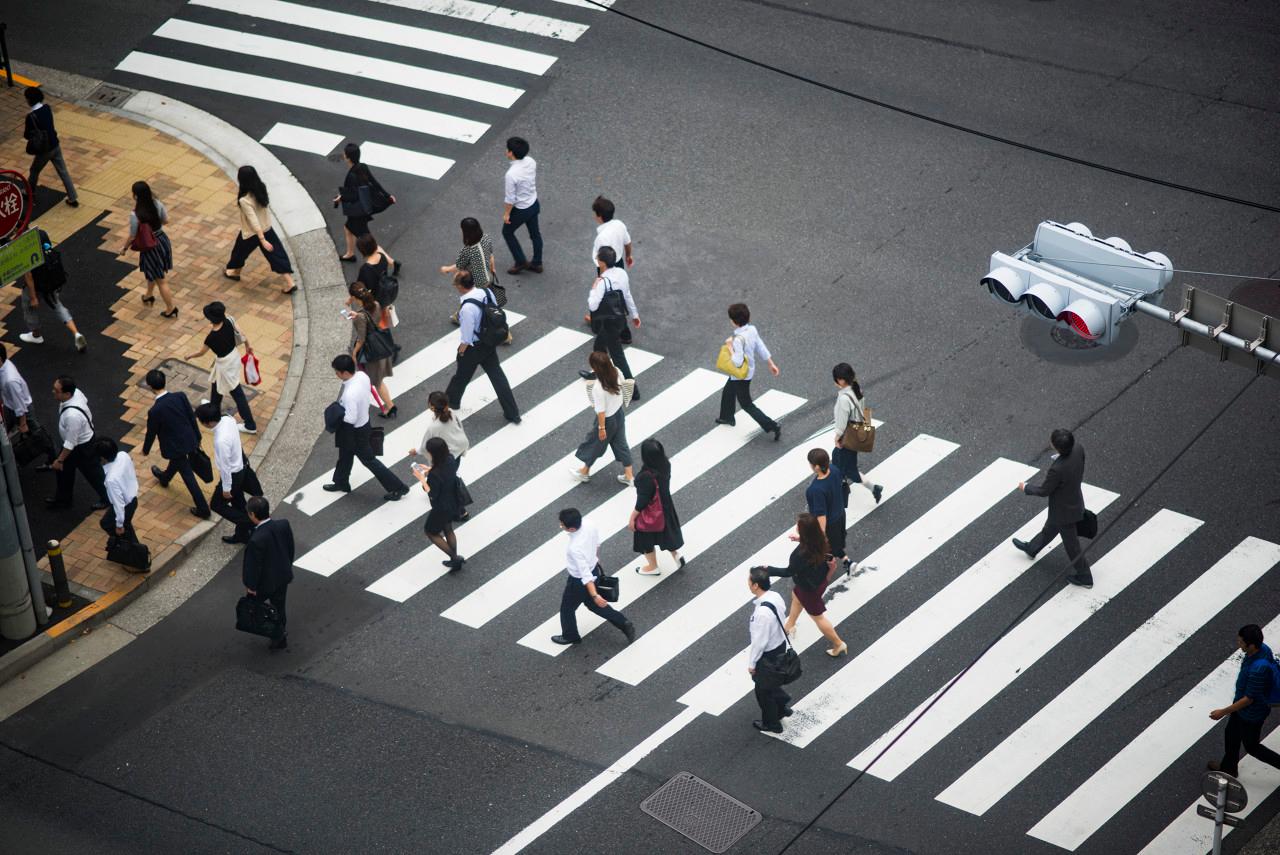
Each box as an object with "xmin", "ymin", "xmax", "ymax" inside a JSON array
[
  {"xmin": 676, "ymin": 556, "xmax": 686, "ymax": 569},
  {"xmin": 141, "ymin": 295, "xmax": 156, "ymax": 305},
  {"xmin": 826, "ymin": 642, "xmax": 849, "ymax": 657},
  {"xmin": 160, "ymin": 307, "xmax": 179, "ymax": 318}
]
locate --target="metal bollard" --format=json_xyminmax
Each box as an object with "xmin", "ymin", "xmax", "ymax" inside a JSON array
[{"xmin": 46, "ymin": 539, "xmax": 72, "ymax": 609}]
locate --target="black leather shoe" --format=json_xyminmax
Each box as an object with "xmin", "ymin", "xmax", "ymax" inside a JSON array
[
  {"xmin": 752, "ymin": 720, "xmax": 784, "ymax": 734},
  {"xmin": 1067, "ymin": 574, "xmax": 1094, "ymax": 588},
  {"xmin": 781, "ymin": 706, "xmax": 794, "ymax": 718},
  {"xmin": 191, "ymin": 508, "xmax": 211, "ymax": 519},
  {"xmin": 1011, "ymin": 538, "xmax": 1037, "ymax": 558},
  {"xmin": 322, "ymin": 483, "xmax": 351, "ymax": 493},
  {"xmin": 383, "ymin": 489, "xmax": 408, "ymax": 501},
  {"xmin": 506, "ymin": 416, "xmax": 522, "ymax": 425},
  {"xmin": 222, "ymin": 535, "xmax": 248, "ymax": 545},
  {"xmin": 872, "ymin": 484, "xmax": 884, "ymax": 504},
  {"xmin": 550, "ymin": 635, "xmax": 581, "ymax": 646},
  {"xmin": 620, "ymin": 621, "xmax": 637, "ymax": 643},
  {"xmin": 150, "ymin": 465, "xmax": 170, "ymax": 486},
  {"xmin": 771, "ymin": 426, "xmax": 782, "ymax": 442},
  {"xmin": 715, "ymin": 418, "xmax": 735, "ymax": 427},
  {"xmin": 578, "ymin": 370, "xmax": 596, "ymax": 380}
]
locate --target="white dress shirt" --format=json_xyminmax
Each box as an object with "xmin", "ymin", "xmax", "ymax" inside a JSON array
[
  {"xmin": 729, "ymin": 323, "xmax": 772, "ymax": 382},
  {"xmin": 565, "ymin": 519, "xmax": 601, "ymax": 585},
  {"xmin": 212, "ymin": 414, "xmax": 245, "ymax": 492},
  {"xmin": 420, "ymin": 410, "xmax": 469, "ymax": 459},
  {"xmin": 587, "ymin": 268, "xmax": 639, "ymax": 320},
  {"xmin": 340, "ymin": 371, "xmax": 373, "ymax": 428},
  {"xmin": 0, "ymin": 360, "xmax": 32, "ymax": 419},
  {"xmin": 504, "ymin": 156, "xmax": 538, "ymax": 209},
  {"xmin": 103, "ymin": 451, "xmax": 139, "ymax": 523},
  {"xmin": 592, "ymin": 219, "xmax": 631, "ymax": 267},
  {"xmin": 748, "ymin": 589, "xmax": 788, "ymax": 668},
  {"xmin": 57, "ymin": 389, "xmax": 95, "ymax": 450},
  {"xmin": 457, "ymin": 288, "xmax": 497, "ymax": 346}
]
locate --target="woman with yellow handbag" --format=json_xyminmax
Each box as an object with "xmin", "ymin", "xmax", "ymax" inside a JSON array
[
  {"xmin": 832, "ymin": 363, "xmax": 882, "ymax": 504},
  {"xmin": 714, "ymin": 303, "xmax": 781, "ymax": 441}
]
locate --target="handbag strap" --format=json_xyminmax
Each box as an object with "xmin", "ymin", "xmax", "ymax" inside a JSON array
[
  {"xmin": 842, "ymin": 388, "xmax": 866, "ymax": 425},
  {"xmin": 761, "ymin": 601, "xmax": 793, "ymax": 651}
]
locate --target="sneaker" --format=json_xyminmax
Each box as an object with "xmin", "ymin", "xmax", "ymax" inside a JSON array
[
  {"xmin": 74, "ymin": 333, "xmax": 87, "ymax": 352},
  {"xmin": 616, "ymin": 474, "xmax": 633, "ymax": 486},
  {"xmin": 237, "ymin": 424, "xmax": 257, "ymax": 435},
  {"xmin": 568, "ymin": 466, "xmax": 590, "ymax": 483},
  {"xmin": 19, "ymin": 333, "xmax": 44, "ymax": 345}
]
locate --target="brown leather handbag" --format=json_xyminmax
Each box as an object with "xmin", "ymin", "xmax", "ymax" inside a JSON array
[{"xmin": 840, "ymin": 391, "xmax": 876, "ymax": 453}]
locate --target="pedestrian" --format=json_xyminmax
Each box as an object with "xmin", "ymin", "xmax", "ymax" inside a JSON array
[
  {"xmin": 324, "ymin": 354, "xmax": 409, "ymax": 501},
  {"xmin": 94, "ymin": 437, "xmax": 138, "ymax": 544},
  {"xmin": 746, "ymin": 566, "xmax": 793, "ymax": 734},
  {"xmin": 569, "ymin": 351, "xmax": 633, "ymax": 486},
  {"xmin": 196, "ymin": 402, "xmax": 260, "ymax": 545},
  {"xmin": 806, "ymin": 448, "xmax": 849, "ymax": 570},
  {"xmin": 333, "ymin": 143, "xmax": 394, "ymax": 263},
  {"xmin": 23, "ymin": 86, "xmax": 78, "ymax": 208},
  {"xmin": 591, "ymin": 196, "xmax": 634, "ymax": 343},
  {"xmin": 142, "ymin": 369, "xmax": 211, "ymax": 519},
  {"xmin": 18, "ymin": 229, "xmax": 87, "ymax": 351},
  {"xmin": 1209, "ymin": 624, "xmax": 1280, "ymax": 777},
  {"xmin": 832, "ymin": 363, "xmax": 883, "ymax": 504},
  {"xmin": 46, "ymin": 375, "xmax": 108, "ymax": 510},
  {"xmin": 242, "ymin": 496, "xmax": 295, "ymax": 651},
  {"xmin": 186, "ymin": 301, "xmax": 258, "ymax": 435},
  {"xmin": 440, "ymin": 217, "xmax": 506, "ymax": 339},
  {"xmin": 550, "ymin": 507, "xmax": 635, "ymax": 646},
  {"xmin": 411, "ymin": 437, "xmax": 465, "ymax": 570},
  {"xmin": 501, "ymin": 136, "xmax": 542, "ymax": 274},
  {"xmin": 345, "ymin": 283, "xmax": 397, "ymax": 418},
  {"xmin": 444, "ymin": 272, "xmax": 521, "ymax": 423},
  {"xmin": 758, "ymin": 512, "xmax": 848, "ymax": 657},
  {"xmin": 0, "ymin": 344, "xmax": 36, "ymax": 436},
  {"xmin": 123, "ymin": 180, "xmax": 177, "ymax": 317},
  {"xmin": 409, "ymin": 391, "xmax": 469, "ymax": 467},
  {"xmin": 717, "ymin": 303, "xmax": 781, "ymax": 441},
  {"xmin": 355, "ymin": 232, "xmax": 399, "ymax": 327},
  {"xmin": 629, "ymin": 438, "xmax": 684, "ymax": 576},
  {"xmin": 584, "ymin": 246, "xmax": 641, "ymax": 398},
  {"xmin": 223, "ymin": 165, "xmax": 297, "ymax": 295},
  {"xmin": 1012, "ymin": 428, "xmax": 1093, "ymax": 587}
]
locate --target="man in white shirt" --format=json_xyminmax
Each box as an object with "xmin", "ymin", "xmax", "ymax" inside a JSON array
[
  {"xmin": 324, "ymin": 354, "xmax": 409, "ymax": 501},
  {"xmin": 747, "ymin": 566, "xmax": 793, "ymax": 733},
  {"xmin": 48, "ymin": 375, "xmax": 108, "ymax": 510},
  {"xmin": 500, "ymin": 136, "xmax": 542, "ymax": 275},
  {"xmin": 197, "ymin": 403, "xmax": 261, "ymax": 544},
  {"xmin": 585, "ymin": 246, "xmax": 641, "ymax": 399},
  {"xmin": 0, "ymin": 344, "xmax": 34, "ymax": 435},
  {"xmin": 718, "ymin": 302, "xmax": 782, "ymax": 441},
  {"xmin": 590, "ymin": 196, "xmax": 634, "ymax": 344},
  {"xmin": 444, "ymin": 272, "xmax": 521, "ymax": 423},
  {"xmin": 551, "ymin": 508, "xmax": 635, "ymax": 646},
  {"xmin": 94, "ymin": 437, "xmax": 138, "ymax": 544}
]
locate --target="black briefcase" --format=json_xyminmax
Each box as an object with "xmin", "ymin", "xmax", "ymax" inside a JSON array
[
  {"xmin": 594, "ymin": 565, "xmax": 620, "ymax": 603},
  {"xmin": 188, "ymin": 447, "xmax": 214, "ymax": 483},
  {"xmin": 236, "ymin": 596, "xmax": 284, "ymax": 640},
  {"xmin": 241, "ymin": 458, "xmax": 263, "ymax": 497},
  {"xmin": 369, "ymin": 426, "xmax": 385, "ymax": 456},
  {"xmin": 9, "ymin": 425, "xmax": 55, "ymax": 466},
  {"xmin": 1077, "ymin": 509, "xmax": 1098, "ymax": 539},
  {"xmin": 106, "ymin": 537, "xmax": 151, "ymax": 572}
]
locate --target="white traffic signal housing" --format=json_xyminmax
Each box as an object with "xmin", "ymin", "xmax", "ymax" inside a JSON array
[{"xmin": 982, "ymin": 221, "xmax": 1173, "ymax": 345}]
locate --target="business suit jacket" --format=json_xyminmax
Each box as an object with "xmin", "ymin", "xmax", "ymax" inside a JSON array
[
  {"xmin": 143, "ymin": 392, "xmax": 200, "ymax": 460},
  {"xmin": 242, "ymin": 518, "xmax": 296, "ymax": 596},
  {"xmin": 1024, "ymin": 442, "xmax": 1086, "ymax": 526}
]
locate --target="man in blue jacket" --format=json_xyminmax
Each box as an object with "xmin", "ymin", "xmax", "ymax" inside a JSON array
[
  {"xmin": 23, "ymin": 87, "xmax": 78, "ymax": 207},
  {"xmin": 1208, "ymin": 624, "xmax": 1280, "ymax": 777}
]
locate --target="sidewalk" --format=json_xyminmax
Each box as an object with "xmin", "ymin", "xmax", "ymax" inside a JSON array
[{"xmin": 0, "ymin": 79, "xmax": 293, "ymax": 635}]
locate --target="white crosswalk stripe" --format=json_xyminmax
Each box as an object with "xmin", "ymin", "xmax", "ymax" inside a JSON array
[
  {"xmin": 368, "ymin": 0, "xmax": 590, "ymax": 42},
  {"xmin": 1031, "ymin": 610, "xmax": 1280, "ymax": 851}
]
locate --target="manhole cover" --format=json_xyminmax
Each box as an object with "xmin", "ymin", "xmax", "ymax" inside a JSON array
[
  {"xmin": 135, "ymin": 358, "xmax": 259, "ymax": 416},
  {"xmin": 1049, "ymin": 326, "xmax": 1103, "ymax": 350},
  {"xmin": 87, "ymin": 83, "xmax": 134, "ymax": 107},
  {"xmin": 640, "ymin": 772, "xmax": 761, "ymax": 853}
]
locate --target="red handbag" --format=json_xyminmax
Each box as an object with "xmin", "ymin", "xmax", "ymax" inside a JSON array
[
  {"xmin": 130, "ymin": 222, "xmax": 159, "ymax": 252},
  {"xmin": 635, "ymin": 472, "xmax": 665, "ymax": 532}
]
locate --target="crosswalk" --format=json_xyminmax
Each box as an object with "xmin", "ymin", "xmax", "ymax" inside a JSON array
[
  {"xmin": 263, "ymin": 316, "xmax": 1280, "ymax": 854},
  {"xmin": 113, "ymin": 0, "xmax": 615, "ymax": 183}
]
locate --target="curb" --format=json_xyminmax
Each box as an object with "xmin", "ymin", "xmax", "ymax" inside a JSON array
[{"xmin": 0, "ymin": 61, "xmax": 345, "ymax": 689}]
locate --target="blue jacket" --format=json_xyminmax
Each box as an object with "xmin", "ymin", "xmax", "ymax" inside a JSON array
[
  {"xmin": 1234, "ymin": 643, "xmax": 1276, "ymax": 722},
  {"xmin": 25, "ymin": 103, "xmax": 59, "ymax": 151}
]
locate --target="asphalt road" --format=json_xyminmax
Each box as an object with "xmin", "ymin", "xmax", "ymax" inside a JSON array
[{"xmin": 3, "ymin": 1, "xmax": 1279, "ymax": 853}]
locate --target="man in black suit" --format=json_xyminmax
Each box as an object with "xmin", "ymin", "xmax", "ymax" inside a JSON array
[
  {"xmin": 142, "ymin": 369, "xmax": 210, "ymax": 518},
  {"xmin": 1013, "ymin": 428, "xmax": 1093, "ymax": 588},
  {"xmin": 243, "ymin": 496, "xmax": 295, "ymax": 650}
]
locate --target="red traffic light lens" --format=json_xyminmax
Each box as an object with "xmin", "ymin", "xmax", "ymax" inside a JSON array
[{"xmin": 1059, "ymin": 311, "xmax": 1101, "ymax": 339}]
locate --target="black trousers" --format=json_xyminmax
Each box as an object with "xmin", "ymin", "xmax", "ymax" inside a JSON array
[
  {"xmin": 98, "ymin": 497, "xmax": 138, "ymax": 542},
  {"xmin": 445, "ymin": 344, "xmax": 520, "ymax": 420},
  {"xmin": 501, "ymin": 200, "xmax": 542, "ymax": 265},
  {"xmin": 227, "ymin": 227, "xmax": 294, "ymax": 274},
  {"xmin": 753, "ymin": 645, "xmax": 792, "ymax": 729},
  {"xmin": 718, "ymin": 379, "xmax": 777, "ymax": 432},
  {"xmin": 210, "ymin": 468, "xmax": 253, "ymax": 541},
  {"xmin": 161, "ymin": 454, "xmax": 211, "ymax": 515},
  {"xmin": 1027, "ymin": 518, "xmax": 1092, "ymax": 579},
  {"xmin": 257, "ymin": 585, "xmax": 288, "ymax": 634},
  {"xmin": 591, "ymin": 318, "xmax": 634, "ymax": 380},
  {"xmin": 334, "ymin": 423, "xmax": 407, "ymax": 493},
  {"xmin": 210, "ymin": 384, "xmax": 256, "ymax": 432},
  {"xmin": 54, "ymin": 441, "xmax": 107, "ymax": 505},
  {"xmin": 1220, "ymin": 711, "xmax": 1280, "ymax": 777},
  {"xmin": 558, "ymin": 571, "xmax": 627, "ymax": 642}
]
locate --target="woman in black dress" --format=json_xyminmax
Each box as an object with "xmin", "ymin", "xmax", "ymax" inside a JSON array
[
  {"xmin": 413, "ymin": 437, "xmax": 464, "ymax": 571},
  {"xmin": 332, "ymin": 143, "xmax": 395, "ymax": 263},
  {"xmin": 629, "ymin": 438, "xmax": 685, "ymax": 576},
  {"xmin": 757, "ymin": 513, "xmax": 847, "ymax": 657}
]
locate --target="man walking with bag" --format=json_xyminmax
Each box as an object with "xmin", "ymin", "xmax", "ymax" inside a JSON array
[
  {"xmin": 325, "ymin": 354, "xmax": 408, "ymax": 501},
  {"xmin": 747, "ymin": 566, "xmax": 794, "ymax": 734},
  {"xmin": 197, "ymin": 402, "xmax": 260, "ymax": 544},
  {"xmin": 18, "ymin": 229, "xmax": 88, "ymax": 351},
  {"xmin": 550, "ymin": 508, "xmax": 635, "ymax": 647},
  {"xmin": 142, "ymin": 369, "xmax": 210, "ymax": 519},
  {"xmin": 1208, "ymin": 623, "xmax": 1280, "ymax": 777},
  {"xmin": 584, "ymin": 246, "xmax": 641, "ymax": 399},
  {"xmin": 23, "ymin": 87, "xmax": 78, "ymax": 208},
  {"xmin": 444, "ymin": 272, "xmax": 520, "ymax": 422},
  {"xmin": 47, "ymin": 375, "xmax": 108, "ymax": 511},
  {"xmin": 1012, "ymin": 428, "xmax": 1092, "ymax": 587},
  {"xmin": 242, "ymin": 496, "xmax": 295, "ymax": 651}
]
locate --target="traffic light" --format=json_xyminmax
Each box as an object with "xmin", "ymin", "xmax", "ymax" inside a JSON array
[{"xmin": 982, "ymin": 221, "xmax": 1173, "ymax": 345}]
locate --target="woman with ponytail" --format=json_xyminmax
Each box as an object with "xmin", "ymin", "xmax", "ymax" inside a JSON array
[
  {"xmin": 224, "ymin": 165, "xmax": 297, "ymax": 294},
  {"xmin": 410, "ymin": 391, "xmax": 469, "ymax": 469},
  {"xmin": 122, "ymin": 180, "xmax": 177, "ymax": 316},
  {"xmin": 832, "ymin": 362, "xmax": 882, "ymax": 504}
]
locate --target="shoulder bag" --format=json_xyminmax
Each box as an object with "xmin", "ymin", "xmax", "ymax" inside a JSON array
[
  {"xmin": 635, "ymin": 471, "xmax": 666, "ymax": 532},
  {"xmin": 593, "ymin": 563, "xmax": 620, "ymax": 603},
  {"xmin": 358, "ymin": 311, "xmax": 397, "ymax": 362},
  {"xmin": 840, "ymin": 390, "xmax": 876, "ymax": 453},
  {"xmin": 1076, "ymin": 509, "xmax": 1098, "ymax": 539},
  {"xmin": 130, "ymin": 221, "xmax": 159, "ymax": 252},
  {"xmin": 583, "ymin": 378, "xmax": 635, "ymax": 410},
  {"xmin": 755, "ymin": 602, "xmax": 803, "ymax": 686},
  {"xmin": 715, "ymin": 335, "xmax": 750, "ymax": 380}
]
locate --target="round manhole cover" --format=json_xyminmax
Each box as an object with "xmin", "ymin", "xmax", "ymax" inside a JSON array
[{"xmin": 1050, "ymin": 326, "xmax": 1103, "ymax": 350}]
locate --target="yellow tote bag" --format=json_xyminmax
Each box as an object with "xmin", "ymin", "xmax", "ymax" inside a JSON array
[{"xmin": 715, "ymin": 336, "xmax": 749, "ymax": 379}]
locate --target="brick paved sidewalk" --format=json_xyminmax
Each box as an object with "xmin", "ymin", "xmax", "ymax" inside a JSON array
[{"xmin": 0, "ymin": 80, "xmax": 295, "ymax": 608}]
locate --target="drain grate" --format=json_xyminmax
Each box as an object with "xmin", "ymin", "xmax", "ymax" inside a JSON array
[
  {"xmin": 640, "ymin": 772, "xmax": 761, "ymax": 853},
  {"xmin": 87, "ymin": 83, "xmax": 134, "ymax": 107}
]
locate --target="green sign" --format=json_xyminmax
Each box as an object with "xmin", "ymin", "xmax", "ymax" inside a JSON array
[{"xmin": 0, "ymin": 229, "xmax": 44, "ymax": 285}]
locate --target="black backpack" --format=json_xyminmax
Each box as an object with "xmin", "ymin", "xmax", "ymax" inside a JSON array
[
  {"xmin": 31, "ymin": 230, "xmax": 68, "ymax": 295},
  {"xmin": 375, "ymin": 270, "xmax": 398, "ymax": 306},
  {"xmin": 464, "ymin": 290, "xmax": 509, "ymax": 348},
  {"xmin": 590, "ymin": 276, "xmax": 627, "ymax": 322}
]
